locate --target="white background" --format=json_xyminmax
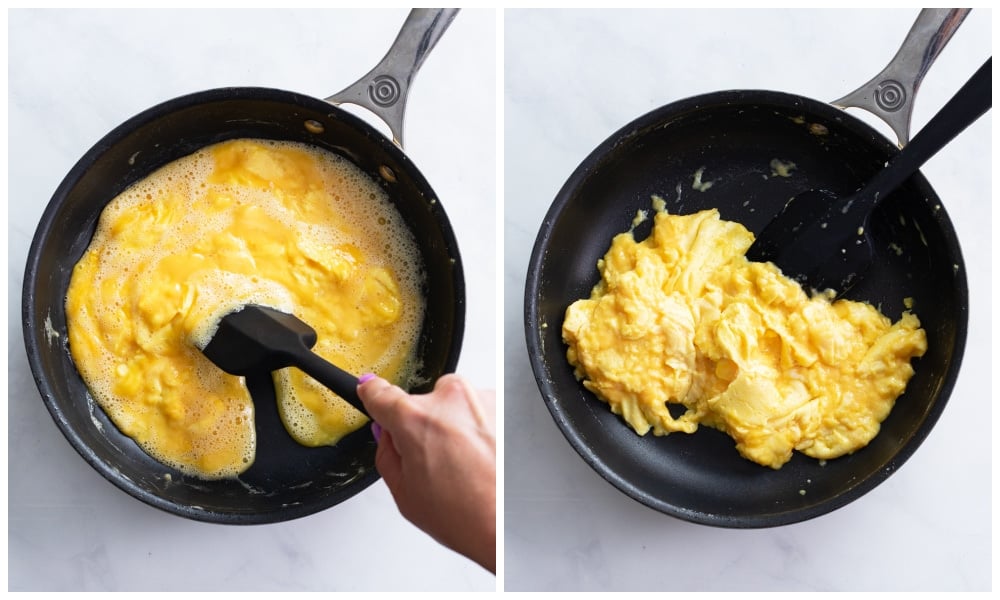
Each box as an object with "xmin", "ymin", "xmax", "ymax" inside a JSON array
[
  {"xmin": 504, "ymin": 8, "xmax": 991, "ymax": 591},
  {"xmin": 8, "ymin": 8, "xmax": 496, "ymax": 592}
]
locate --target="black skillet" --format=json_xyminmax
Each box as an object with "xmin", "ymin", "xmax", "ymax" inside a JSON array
[
  {"xmin": 22, "ymin": 9, "xmax": 464, "ymax": 524},
  {"xmin": 525, "ymin": 11, "xmax": 970, "ymax": 528}
]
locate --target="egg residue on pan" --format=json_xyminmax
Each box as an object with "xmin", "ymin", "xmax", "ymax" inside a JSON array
[
  {"xmin": 65, "ymin": 139, "xmax": 425, "ymax": 479},
  {"xmin": 562, "ymin": 205, "xmax": 927, "ymax": 469},
  {"xmin": 769, "ymin": 158, "xmax": 797, "ymax": 178}
]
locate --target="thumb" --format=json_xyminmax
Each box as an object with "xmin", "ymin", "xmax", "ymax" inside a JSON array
[{"xmin": 357, "ymin": 375, "xmax": 411, "ymax": 433}]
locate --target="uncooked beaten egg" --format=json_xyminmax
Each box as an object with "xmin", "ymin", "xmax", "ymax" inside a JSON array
[
  {"xmin": 66, "ymin": 139, "xmax": 425, "ymax": 479},
  {"xmin": 563, "ymin": 206, "xmax": 926, "ymax": 469}
]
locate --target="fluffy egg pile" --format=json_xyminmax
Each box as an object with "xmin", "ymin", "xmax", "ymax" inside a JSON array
[{"xmin": 563, "ymin": 205, "xmax": 926, "ymax": 469}]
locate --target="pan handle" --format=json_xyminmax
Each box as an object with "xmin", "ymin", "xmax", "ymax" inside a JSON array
[
  {"xmin": 831, "ymin": 8, "xmax": 970, "ymax": 148},
  {"xmin": 326, "ymin": 8, "xmax": 460, "ymax": 149}
]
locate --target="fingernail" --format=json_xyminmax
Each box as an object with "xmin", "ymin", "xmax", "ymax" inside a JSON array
[
  {"xmin": 371, "ymin": 421, "xmax": 382, "ymax": 442},
  {"xmin": 358, "ymin": 373, "xmax": 376, "ymax": 385}
]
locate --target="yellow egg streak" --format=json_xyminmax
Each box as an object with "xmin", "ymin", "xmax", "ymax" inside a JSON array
[
  {"xmin": 66, "ymin": 139, "xmax": 424, "ymax": 479},
  {"xmin": 563, "ymin": 208, "xmax": 926, "ymax": 469}
]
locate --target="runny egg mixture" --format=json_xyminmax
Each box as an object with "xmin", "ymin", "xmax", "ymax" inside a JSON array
[
  {"xmin": 66, "ymin": 139, "xmax": 425, "ymax": 479},
  {"xmin": 563, "ymin": 202, "xmax": 926, "ymax": 469}
]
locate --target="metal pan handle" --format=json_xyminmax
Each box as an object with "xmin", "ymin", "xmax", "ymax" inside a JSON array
[
  {"xmin": 326, "ymin": 8, "xmax": 460, "ymax": 149},
  {"xmin": 831, "ymin": 8, "xmax": 970, "ymax": 147}
]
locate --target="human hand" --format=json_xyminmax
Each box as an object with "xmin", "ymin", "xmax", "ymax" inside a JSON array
[{"xmin": 357, "ymin": 373, "xmax": 496, "ymax": 574}]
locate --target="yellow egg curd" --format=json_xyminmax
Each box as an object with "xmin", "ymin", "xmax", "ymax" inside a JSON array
[
  {"xmin": 66, "ymin": 139, "xmax": 425, "ymax": 479},
  {"xmin": 563, "ymin": 206, "xmax": 927, "ymax": 469}
]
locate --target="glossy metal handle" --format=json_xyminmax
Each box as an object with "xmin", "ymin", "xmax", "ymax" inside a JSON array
[
  {"xmin": 326, "ymin": 8, "xmax": 460, "ymax": 148},
  {"xmin": 831, "ymin": 8, "xmax": 970, "ymax": 147}
]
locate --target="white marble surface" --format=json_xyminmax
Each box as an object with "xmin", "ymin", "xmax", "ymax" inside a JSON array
[
  {"xmin": 504, "ymin": 8, "xmax": 991, "ymax": 592},
  {"xmin": 8, "ymin": 9, "xmax": 496, "ymax": 592}
]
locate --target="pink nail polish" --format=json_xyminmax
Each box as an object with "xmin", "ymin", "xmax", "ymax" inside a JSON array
[
  {"xmin": 371, "ymin": 422, "xmax": 382, "ymax": 442},
  {"xmin": 358, "ymin": 373, "xmax": 376, "ymax": 385}
]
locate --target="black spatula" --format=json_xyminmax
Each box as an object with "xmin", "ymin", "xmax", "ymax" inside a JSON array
[
  {"xmin": 746, "ymin": 57, "xmax": 991, "ymax": 296},
  {"xmin": 200, "ymin": 304, "xmax": 367, "ymax": 416}
]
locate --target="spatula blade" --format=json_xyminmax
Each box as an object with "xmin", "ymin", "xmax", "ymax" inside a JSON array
[
  {"xmin": 745, "ymin": 189, "xmax": 874, "ymax": 295},
  {"xmin": 747, "ymin": 57, "xmax": 991, "ymax": 296},
  {"xmin": 201, "ymin": 305, "xmax": 318, "ymax": 376}
]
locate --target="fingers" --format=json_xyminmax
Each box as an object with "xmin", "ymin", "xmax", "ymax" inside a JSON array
[
  {"xmin": 430, "ymin": 373, "xmax": 492, "ymax": 431},
  {"xmin": 373, "ymin": 428, "xmax": 403, "ymax": 491},
  {"xmin": 357, "ymin": 376, "xmax": 406, "ymax": 489}
]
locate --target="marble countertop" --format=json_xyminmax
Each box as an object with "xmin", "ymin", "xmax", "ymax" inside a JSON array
[
  {"xmin": 8, "ymin": 9, "xmax": 495, "ymax": 592},
  {"xmin": 503, "ymin": 8, "xmax": 991, "ymax": 592}
]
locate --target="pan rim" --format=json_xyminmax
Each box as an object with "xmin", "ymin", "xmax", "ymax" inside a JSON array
[{"xmin": 523, "ymin": 88, "xmax": 968, "ymax": 528}]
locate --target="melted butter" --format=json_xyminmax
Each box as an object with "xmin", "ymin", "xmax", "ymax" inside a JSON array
[
  {"xmin": 563, "ymin": 207, "xmax": 926, "ymax": 469},
  {"xmin": 66, "ymin": 139, "xmax": 425, "ymax": 478}
]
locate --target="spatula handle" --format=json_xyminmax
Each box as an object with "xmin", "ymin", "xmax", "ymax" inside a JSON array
[
  {"xmin": 860, "ymin": 57, "xmax": 991, "ymax": 211},
  {"xmin": 293, "ymin": 350, "xmax": 369, "ymax": 417}
]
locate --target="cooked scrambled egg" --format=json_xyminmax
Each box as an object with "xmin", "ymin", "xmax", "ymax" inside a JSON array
[
  {"xmin": 66, "ymin": 139, "xmax": 424, "ymax": 479},
  {"xmin": 563, "ymin": 207, "xmax": 926, "ymax": 469}
]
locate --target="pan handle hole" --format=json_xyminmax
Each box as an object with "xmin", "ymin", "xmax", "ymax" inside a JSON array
[{"xmin": 304, "ymin": 119, "xmax": 325, "ymax": 135}]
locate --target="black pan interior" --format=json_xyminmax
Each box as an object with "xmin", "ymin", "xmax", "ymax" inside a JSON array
[
  {"xmin": 23, "ymin": 88, "xmax": 465, "ymax": 524},
  {"xmin": 525, "ymin": 90, "xmax": 967, "ymax": 527}
]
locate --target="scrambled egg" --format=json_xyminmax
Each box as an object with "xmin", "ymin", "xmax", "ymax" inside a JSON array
[
  {"xmin": 66, "ymin": 139, "xmax": 424, "ymax": 479},
  {"xmin": 563, "ymin": 207, "xmax": 926, "ymax": 469}
]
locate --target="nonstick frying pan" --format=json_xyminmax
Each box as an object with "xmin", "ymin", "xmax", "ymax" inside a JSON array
[
  {"xmin": 23, "ymin": 9, "xmax": 465, "ymax": 524},
  {"xmin": 525, "ymin": 10, "xmax": 971, "ymax": 528}
]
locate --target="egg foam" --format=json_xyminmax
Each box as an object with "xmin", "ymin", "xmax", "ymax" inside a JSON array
[
  {"xmin": 65, "ymin": 138, "xmax": 426, "ymax": 479},
  {"xmin": 563, "ymin": 206, "xmax": 927, "ymax": 469}
]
